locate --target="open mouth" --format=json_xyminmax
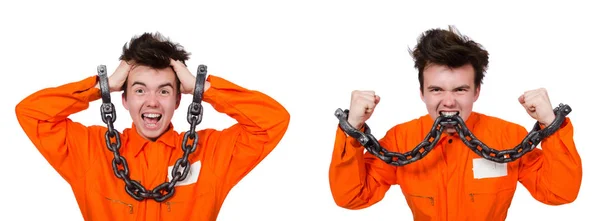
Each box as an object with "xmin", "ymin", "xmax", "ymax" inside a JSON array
[
  {"xmin": 439, "ymin": 111, "xmax": 459, "ymax": 117},
  {"xmin": 142, "ymin": 113, "xmax": 162, "ymax": 128}
]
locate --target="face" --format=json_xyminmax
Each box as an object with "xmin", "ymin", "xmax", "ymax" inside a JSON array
[
  {"xmin": 420, "ymin": 63, "xmax": 480, "ymax": 134},
  {"xmin": 122, "ymin": 65, "xmax": 180, "ymax": 141}
]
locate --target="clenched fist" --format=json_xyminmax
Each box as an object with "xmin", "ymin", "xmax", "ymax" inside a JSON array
[
  {"xmin": 347, "ymin": 90, "xmax": 381, "ymax": 129},
  {"xmin": 518, "ymin": 88, "xmax": 556, "ymax": 127}
]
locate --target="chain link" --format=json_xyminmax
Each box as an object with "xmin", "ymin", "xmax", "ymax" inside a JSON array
[
  {"xmin": 336, "ymin": 109, "xmax": 451, "ymax": 166},
  {"xmin": 96, "ymin": 64, "xmax": 207, "ymax": 202},
  {"xmin": 453, "ymin": 103, "xmax": 572, "ymax": 163},
  {"xmin": 335, "ymin": 103, "xmax": 571, "ymax": 166}
]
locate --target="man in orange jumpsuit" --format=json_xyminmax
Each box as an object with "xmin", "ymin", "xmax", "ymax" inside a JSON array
[
  {"xmin": 328, "ymin": 26, "xmax": 582, "ymax": 220},
  {"xmin": 16, "ymin": 32, "xmax": 290, "ymax": 220}
]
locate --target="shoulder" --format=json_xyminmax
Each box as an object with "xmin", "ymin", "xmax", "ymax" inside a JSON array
[
  {"xmin": 385, "ymin": 114, "xmax": 432, "ymax": 136},
  {"xmin": 472, "ymin": 112, "xmax": 528, "ymax": 136},
  {"xmin": 87, "ymin": 124, "xmax": 108, "ymax": 134},
  {"xmin": 475, "ymin": 112, "xmax": 522, "ymax": 127}
]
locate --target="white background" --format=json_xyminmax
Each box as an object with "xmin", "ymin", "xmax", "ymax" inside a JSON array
[{"xmin": 1, "ymin": 0, "xmax": 598, "ymax": 220}]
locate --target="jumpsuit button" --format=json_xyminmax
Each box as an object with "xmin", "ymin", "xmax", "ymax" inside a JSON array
[{"xmin": 448, "ymin": 139, "xmax": 453, "ymax": 144}]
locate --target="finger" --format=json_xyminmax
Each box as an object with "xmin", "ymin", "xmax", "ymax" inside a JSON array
[
  {"xmin": 113, "ymin": 62, "xmax": 131, "ymax": 80},
  {"xmin": 521, "ymin": 90, "xmax": 537, "ymax": 105},
  {"xmin": 359, "ymin": 90, "xmax": 375, "ymax": 95},
  {"xmin": 519, "ymin": 95, "xmax": 533, "ymax": 111},
  {"xmin": 356, "ymin": 90, "xmax": 376, "ymax": 98},
  {"xmin": 540, "ymin": 88, "xmax": 549, "ymax": 98},
  {"xmin": 374, "ymin": 95, "xmax": 381, "ymax": 105},
  {"xmin": 357, "ymin": 100, "xmax": 376, "ymax": 112},
  {"xmin": 352, "ymin": 91, "xmax": 374, "ymax": 101},
  {"xmin": 354, "ymin": 90, "xmax": 375, "ymax": 97},
  {"xmin": 351, "ymin": 90, "xmax": 373, "ymax": 98},
  {"xmin": 521, "ymin": 96, "xmax": 536, "ymax": 112},
  {"xmin": 169, "ymin": 59, "xmax": 184, "ymax": 69},
  {"xmin": 350, "ymin": 91, "xmax": 377, "ymax": 112},
  {"xmin": 120, "ymin": 59, "xmax": 134, "ymax": 69},
  {"xmin": 363, "ymin": 100, "xmax": 377, "ymax": 111},
  {"xmin": 357, "ymin": 93, "xmax": 376, "ymax": 102},
  {"xmin": 524, "ymin": 90, "xmax": 545, "ymax": 106},
  {"xmin": 363, "ymin": 101, "xmax": 375, "ymax": 113},
  {"xmin": 518, "ymin": 94, "xmax": 525, "ymax": 104}
]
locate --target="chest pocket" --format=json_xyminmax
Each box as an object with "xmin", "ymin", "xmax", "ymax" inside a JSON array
[
  {"xmin": 399, "ymin": 162, "xmax": 441, "ymax": 221},
  {"xmin": 159, "ymin": 160, "xmax": 217, "ymax": 219},
  {"xmin": 405, "ymin": 192, "xmax": 437, "ymax": 221},
  {"xmin": 86, "ymin": 161, "xmax": 141, "ymax": 218},
  {"xmin": 464, "ymin": 158, "xmax": 518, "ymax": 221}
]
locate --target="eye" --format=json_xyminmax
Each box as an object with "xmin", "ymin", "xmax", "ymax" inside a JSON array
[
  {"xmin": 134, "ymin": 88, "xmax": 144, "ymax": 94},
  {"xmin": 160, "ymin": 89, "xmax": 170, "ymax": 95}
]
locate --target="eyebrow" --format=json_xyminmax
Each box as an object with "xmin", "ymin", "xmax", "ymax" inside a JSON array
[
  {"xmin": 131, "ymin": 81, "xmax": 175, "ymax": 89},
  {"xmin": 426, "ymin": 84, "xmax": 471, "ymax": 90},
  {"xmin": 454, "ymin": 85, "xmax": 471, "ymax": 90}
]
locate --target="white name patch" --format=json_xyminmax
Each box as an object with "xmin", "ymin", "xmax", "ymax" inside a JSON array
[
  {"xmin": 472, "ymin": 158, "xmax": 507, "ymax": 179},
  {"xmin": 167, "ymin": 160, "xmax": 201, "ymax": 186}
]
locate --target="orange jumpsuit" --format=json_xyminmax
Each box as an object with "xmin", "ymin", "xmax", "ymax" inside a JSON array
[
  {"xmin": 16, "ymin": 74, "xmax": 290, "ymax": 221},
  {"xmin": 329, "ymin": 112, "xmax": 581, "ymax": 221}
]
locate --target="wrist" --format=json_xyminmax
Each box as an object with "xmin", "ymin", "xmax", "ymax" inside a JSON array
[
  {"xmin": 348, "ymin": 119, "xmax": 364, "ymax": 130},
  {"xmin": 204, "ymin": 81, "xmax": 211, "ymax": 92},
  {"xmin": 184, "ymin": 79, "xmax": 210, "ymax": 95},
  {"xmin": 541, "ymin": 115, "xmax": 556, "ymax": 127}
]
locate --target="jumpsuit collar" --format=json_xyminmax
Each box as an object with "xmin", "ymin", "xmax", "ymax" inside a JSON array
[{"xmin": 125, "ymin": 122, "xmax": 179, "ymax": 157}]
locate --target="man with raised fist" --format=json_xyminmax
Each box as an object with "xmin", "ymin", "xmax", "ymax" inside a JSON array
[{"xmin": 328, "ymin": 26, "xmax": 581, "ymax": 221}]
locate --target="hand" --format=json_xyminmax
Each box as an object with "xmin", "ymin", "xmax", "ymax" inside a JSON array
[
  {"xmin": 518, "ymin": 88, "xmax": 556, "ymax": 127},
  {"xmin": 95, "ymin": 60, "xmax": 133, "ymax": 92},
  {"xmin": 170, "ymin": 59, "xmax": 211, "ymax": 94},
  {"xmin": 347, "ymin": 90, "xmax": 380, "ymax": 129}
]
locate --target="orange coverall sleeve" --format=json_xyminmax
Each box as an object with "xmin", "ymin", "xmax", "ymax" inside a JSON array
[
  {"xmin": 199, "ymin": 75, "xmax": 290, "ymax": 192},
  {"xmin": 15, "ymin": 76, "xmax": 101, "ymax": 183},
  {"xmin": 328, "ymin": 124, "xmax": 398, "ymax": 209},
  {"xmin": 515, "ymin": 118, "xmax": 582, "ymax": 205}
]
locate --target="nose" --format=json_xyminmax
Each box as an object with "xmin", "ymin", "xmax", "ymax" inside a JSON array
[
  {"xmin": 145, "ymin": 93, "xmax": 159, "ymax": 107},
  {"xmin": 441, "ymin": 92, "xmax": 456, "ymax": 107}
]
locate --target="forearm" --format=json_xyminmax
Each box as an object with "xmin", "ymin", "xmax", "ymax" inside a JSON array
[
  {"xmin": 520, "ymin": 118, "xmax": 582, "ymax": 204},
  {"xmin": 15, "ymin": 75, "xmax": 100, "ymax": 182},
  {"xmin": 201, "ymin": 75, "xmax": 290, "ymax": 188},
  {"xmin": 329, "ymin": 125, "xmax": 392, "ymax": 209},
  {"xmin": 16, "ymin": 76, "xmax": 101, "ymax": 122},
  {"xmin": 203, "ymin": 75, "xmax": 289, "ymax": 140}
]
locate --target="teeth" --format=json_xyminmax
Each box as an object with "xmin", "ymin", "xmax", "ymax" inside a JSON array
[
  {"xmin": 440, "ymin": 111, "xmax": 458, "ymax": 117},
  {"xmin": 143, "ymin": 113, "xmax": 162, "ymax": 118}
]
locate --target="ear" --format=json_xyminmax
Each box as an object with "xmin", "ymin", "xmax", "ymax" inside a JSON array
[
  {"xmin": 474, "ymin": 86, "xmax": 481, "ymax": 102},
  {"xmin": 420, "ymin": 89, "xmax": 425, "ymax": 102},
  {"xmin": 122, "ymin": 92, "xmax": 129, "ymax": 110},
  {"xmin": 175, "ymin": 94, "xmax": 181, "ymax": 109}
]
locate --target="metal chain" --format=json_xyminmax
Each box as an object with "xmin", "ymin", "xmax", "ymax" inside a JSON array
[
  {"xmin": 96, "ymin": 64, "xmax": 207, "ymax": 202},
  {"xmin": 335, "ymin": 103, "xmax": 571, "ymax": 166},
  {"xmin": 335, "ymin": 109, "xmax": 457, "ymax": 166},
  {"xmin": 453, "ymin": 103, "xmax": 572, "ymax": 163}
]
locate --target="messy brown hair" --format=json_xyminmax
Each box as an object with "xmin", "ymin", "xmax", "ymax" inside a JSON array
[
  {"xmin": 119, "ymin": 32, "xmax": 190, "ymax": 99},
  {"xmin": 410, "ymin": 26, "xmax": 489, "ymax": 93}
]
